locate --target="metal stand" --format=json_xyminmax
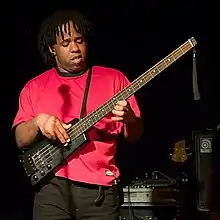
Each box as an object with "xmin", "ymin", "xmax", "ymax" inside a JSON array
[{"xmin": 174, "ymin": 167, "xmax": 188, "ymax": 220}]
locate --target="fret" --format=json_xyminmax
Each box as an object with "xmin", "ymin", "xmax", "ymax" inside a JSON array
[
  {"xmin": 180, "ymin": 45, "xmax": 185, "ymax": 55},
  {"xmin": 174, "ymin": 51, "xmax": 182, "ymax": 60},
  {"xmin": 173, "ymin": 51, "xmax": 181, "ymax": 60},
  {"xmin": 151, "ymin": 69, "xmax": 158, "ymax": 78},
  {"xmin": 69, "ymin": 38, "xmax": 197, "ymax": 139},
  {"xmin": 132, "ymin": 82, "xmax": 140, "ymax": 92},
  {"xmin": 155, "ymin": 66, "xmax": 161, "ymax": 75},
  {"xmin": 165, "ymin": 56, "xmax": 173, "ymax": 66},
  {"xmin": 170, "ymin": 55, "xmax": 176, "ymax": 63},
  {"xmin": 158, "ymin": 60, "xmax": 167, "ymax": 71}
]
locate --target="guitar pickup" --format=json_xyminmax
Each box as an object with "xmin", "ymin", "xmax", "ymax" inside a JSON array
[{"xmin": 31, "ymin": 148, "xmax": 53, "ymax": 169}]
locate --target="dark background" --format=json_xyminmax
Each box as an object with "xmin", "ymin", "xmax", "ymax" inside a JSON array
[{"xmin": 1, "ymin": 0, "xmax": 219, "ymax": 219}]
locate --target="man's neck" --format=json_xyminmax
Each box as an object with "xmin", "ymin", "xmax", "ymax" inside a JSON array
[{"xmin": 55, "ymin": 67, "xmax": 88, "ymax": 77}]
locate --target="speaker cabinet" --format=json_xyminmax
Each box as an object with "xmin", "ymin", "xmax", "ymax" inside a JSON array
[{"xmin": 192, "ymin": 129, "xmax": 216, "ymax": 212}]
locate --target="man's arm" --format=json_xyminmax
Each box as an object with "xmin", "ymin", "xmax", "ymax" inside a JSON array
[
  {"xmin": 14, "ymin": 113, "xmax": 71, "ymax": 148},
  {"xmin": 12, "ymin": 86, "xmax": 40, "ymax": 148},
  {"xmin": 13, "ymin": 85, "xmax": 71, "ymax": 148},
  {"xmin": 14, "ymin": 118, "xmax": 40, "ymax": 148},
  {"xmin": 112, "ymin": 71, "xmax": 143, "ymax": 143},
  {"xmin": 112, "ymin": 99, "xmax": 143, "ymax": 143},
  {"xmin": 123, "ymin": 116, "xmax": 143, "ymax": 143}
]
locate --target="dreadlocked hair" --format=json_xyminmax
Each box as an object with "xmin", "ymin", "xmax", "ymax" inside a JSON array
[{"xmin": 38, "ymin": 9, "xmax": 93, "ymax": 67}]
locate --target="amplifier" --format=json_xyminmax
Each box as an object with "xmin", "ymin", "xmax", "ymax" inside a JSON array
[
  {"xmin": 122, "ymin": 178, "xmax": 176, "ymax": 207},
  {"xmin": 192, "ymin": 129, "xmax": 216, "ymax": 211}
]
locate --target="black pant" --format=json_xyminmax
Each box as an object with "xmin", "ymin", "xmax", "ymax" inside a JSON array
[{"xmin": 33, "ymin": 177, "xmax": 120, "ymax": 220}]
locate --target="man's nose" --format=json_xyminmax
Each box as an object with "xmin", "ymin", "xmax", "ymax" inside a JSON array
[{"xmin": 70, "ymin": 41, "xmax": 80, "ymax": 52}]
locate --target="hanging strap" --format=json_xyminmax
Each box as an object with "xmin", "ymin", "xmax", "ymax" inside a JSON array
[
  {"xmin": 79, "ymin": 68, "xmax": 92, "ymax": 119},
  {"xmin": 192, "ymin": 48, "xmax": 201, "ymax": 100}
]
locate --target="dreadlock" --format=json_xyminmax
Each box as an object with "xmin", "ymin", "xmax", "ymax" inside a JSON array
[{"xmin": 38, "ymin": 10, "xmax": 93, "ymax": 67}]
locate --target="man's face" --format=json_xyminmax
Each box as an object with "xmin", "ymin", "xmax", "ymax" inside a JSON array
[{"xmin": 51, "ymin": 21, "xmax": 87, "ymax": 73}]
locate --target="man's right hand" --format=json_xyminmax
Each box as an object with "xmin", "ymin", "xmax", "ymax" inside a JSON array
[{"xmin": 34, "ymin": 113, "xmax": 71, "ymax": 144}]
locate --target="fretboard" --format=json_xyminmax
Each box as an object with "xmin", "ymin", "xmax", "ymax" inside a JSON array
[{"xmin": 69, "ymin": 37, "xmax": 197, "ymax": 139}]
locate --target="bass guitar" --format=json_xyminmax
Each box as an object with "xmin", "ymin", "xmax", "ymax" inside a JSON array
[{"xmin": 20, "ymin": 37, "xmax": 197, "ymax": 186}]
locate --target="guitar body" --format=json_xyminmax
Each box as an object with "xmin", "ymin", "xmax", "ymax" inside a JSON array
[{"xmin": 20, "ymin": 118, "xmax": 88, "ymax": 186}]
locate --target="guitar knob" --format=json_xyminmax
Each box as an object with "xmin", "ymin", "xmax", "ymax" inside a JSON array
[
  {"xmin": 47, "ymin": 164, "xmax": 52, "ymax": 170},
  {"xmin": 40, "ymin": 170, "xmax": 45, "ymax": 176},
  {"xmin": 33, "ymin": 175, "xmax": 38, "ymax": 181}
]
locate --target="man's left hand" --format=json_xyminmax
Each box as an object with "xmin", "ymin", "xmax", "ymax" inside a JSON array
[{"xmin": 111, "ymin": 100, "xmax": 136, "ymax": 124}]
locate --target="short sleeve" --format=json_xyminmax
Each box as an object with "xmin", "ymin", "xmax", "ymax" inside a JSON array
[{"xmin": 12, "ymin": 86, "xmax": 35, "ymax": 128}]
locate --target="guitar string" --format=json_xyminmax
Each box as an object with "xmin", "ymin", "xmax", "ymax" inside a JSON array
[
  {"xmin": 32, "ymin": 42, "xmax": 193, "ymax": 168},
  {"xmin": 33, "ymin": 42, "xmax": 192, "ymax": 168},
  {"xmin": 33, "ymin": 65, "xmax": 158, "ymax": 167},
  {"xmin": 32, "ymin": 40, "xmax": 192, "ymax": 160}
]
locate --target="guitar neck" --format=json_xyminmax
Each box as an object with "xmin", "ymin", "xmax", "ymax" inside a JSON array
[{"xmin": 70, "ymin": 38, "xmax": 197, "ymax": 139}]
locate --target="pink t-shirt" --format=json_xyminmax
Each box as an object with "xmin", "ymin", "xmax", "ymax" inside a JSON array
[{"xmin": 13, "ymin": 66, "xmax": 140, "ymax": 186}]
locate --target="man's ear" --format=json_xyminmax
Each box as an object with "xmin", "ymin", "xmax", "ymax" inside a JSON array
[{"xmin": 49, "ymin": 47, "xmax": 56, "ymax": 56}]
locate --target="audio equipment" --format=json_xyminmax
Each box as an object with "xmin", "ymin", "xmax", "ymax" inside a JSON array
[{"xmin": 192, "ymin": 129, "xmax": 216, "ymax": 211}]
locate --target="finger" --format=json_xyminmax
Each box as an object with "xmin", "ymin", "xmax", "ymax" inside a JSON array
[
  {"xmin": 114, "ymin": 104, "xmax": 124, "ymax": 111},
  {"xmin": 114, "ymin": 105, "xmax": 128, "ymax": 111},
  {"xmin": 56, "ymin": 123, "xmax": 70, "ymax": 143},
  {"xmin": 43, "ymin": 130, "xmax": 56, "ymax": 140},
  {"xmin": 117, "ymin": 100, "xmax": 127, "ymax": 107},
  {"xmin": 62, "ymin": 123, "xmax": 72, "ymax": 130},
  {"xmin": 112, "ymin": 109, "xmax": 125, "ymax": 117},
  {"xmin": 111, "ymin": 116, "xmax": 123, "ymax": 122},
  {"xmin": 54, "ymin": 127, "xmax": 68, "ymax": 144},
  {"xmin": 58, "ymin": 125, "xmax": 70, "ymax": 141}
]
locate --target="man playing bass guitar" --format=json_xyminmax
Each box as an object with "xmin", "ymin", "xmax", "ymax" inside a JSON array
[{"xmin": 12, "ymin": 9, "xmax": 143, "ymax": 220}]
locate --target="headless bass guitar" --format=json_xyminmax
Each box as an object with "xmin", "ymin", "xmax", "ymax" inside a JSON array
[{"xmin": 20, "ymin": 37, "xmax": 197, "ymax": 186}]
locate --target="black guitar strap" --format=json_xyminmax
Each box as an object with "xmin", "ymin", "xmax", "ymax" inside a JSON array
[{"xmin": 79, "ymin": 67, "xmax": 92, "ymax": 119}]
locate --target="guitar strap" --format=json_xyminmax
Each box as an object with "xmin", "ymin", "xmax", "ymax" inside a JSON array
[{"xmin": 79, "ymin": 67, "xmax": 92, "ymax": 119}]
